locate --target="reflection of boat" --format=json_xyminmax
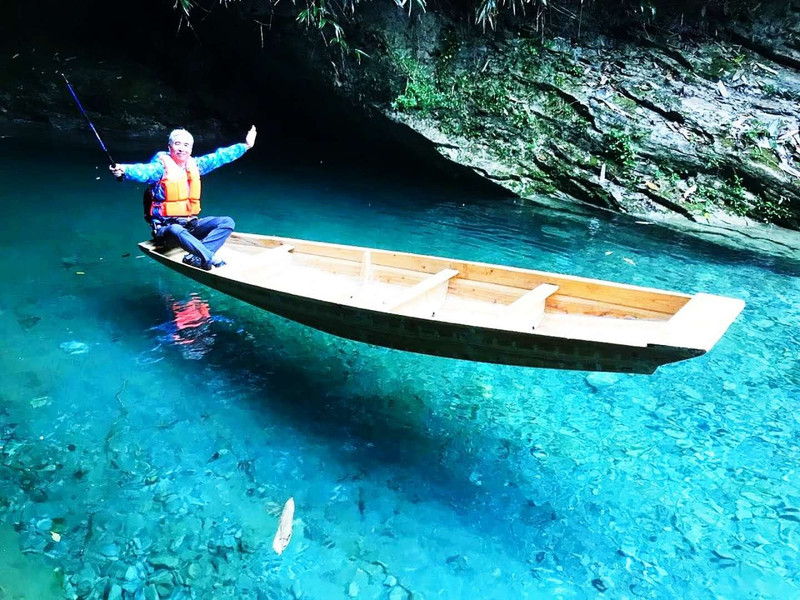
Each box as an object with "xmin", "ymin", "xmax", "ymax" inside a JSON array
[{"xmin": 138, "ymin": 233, "xmax": 745, "ymax": 374}]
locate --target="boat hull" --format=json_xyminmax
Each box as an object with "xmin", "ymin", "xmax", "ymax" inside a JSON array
[{"xmin": 140, "ymin": 246, "xmax": 703, "ymax": 374}]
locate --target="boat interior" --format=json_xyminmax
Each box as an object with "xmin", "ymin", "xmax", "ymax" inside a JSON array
[{"xmin": 207, "ymin": 234, "xmax": 703, "ymax": 346}]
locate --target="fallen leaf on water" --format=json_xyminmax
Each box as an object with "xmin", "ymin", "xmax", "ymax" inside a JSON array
[
  {"xmin": 605, "ymin": 251, "xmax": 613, "ymax": 256},
  {"xmin": 12, "ymin": 53, "xmax": 20, "ymax": 59},
  {"xmin": 76, "ymin": 271, "xmax": 85, "ymax": 275},
  {"xmin": 272, "ymin": 497, "xmax": 295, "ymax": 555},
  {"xmin": 645, "ymin": 181, "xmax": 659, "ymax": 191},
  {"xmin": 623, "ymin": 258, "xmax": 636, "ymax": 266}
]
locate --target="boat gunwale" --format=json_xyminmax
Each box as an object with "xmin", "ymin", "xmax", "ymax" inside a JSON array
[{"xmin": 229, "ymin": 232, "xmax": 693, "ymax": 316}]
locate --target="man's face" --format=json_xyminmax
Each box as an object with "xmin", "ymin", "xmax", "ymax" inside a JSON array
[{"xmin": 169, "ymin": 133, "xmax": 193, "ymax": 165}]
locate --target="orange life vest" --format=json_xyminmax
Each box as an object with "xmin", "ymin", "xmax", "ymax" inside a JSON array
[{"xmin": 148, "ymin": 153, "xmax": 202, "ymax": 219}]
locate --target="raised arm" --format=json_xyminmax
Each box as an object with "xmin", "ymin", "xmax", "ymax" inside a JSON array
[{"xmin": 194, "ymin": 126, "xmax": 257, "ymax": 176}]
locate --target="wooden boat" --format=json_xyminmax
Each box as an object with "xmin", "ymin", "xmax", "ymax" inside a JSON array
[{"xmin": 138, "ymin": 233, "xmax": 745, "ymax": 374}]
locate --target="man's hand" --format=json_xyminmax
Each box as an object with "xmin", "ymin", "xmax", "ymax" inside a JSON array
[
  {"xmin": 109, "ymin": 164, "xmax": 125, "ymax": 178},
  {"xmin": 245, "ymin": 125, "xmax": 257, "ymax": 149}
]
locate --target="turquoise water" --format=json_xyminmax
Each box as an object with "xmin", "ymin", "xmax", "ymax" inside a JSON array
[{"xmin": 1, "ymin": 131, "xmax": 798, "ymax": 600}]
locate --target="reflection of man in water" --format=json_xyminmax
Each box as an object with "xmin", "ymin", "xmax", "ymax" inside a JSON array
[{"xmin": 164, "ymin": 295, "xmax": 216, "ymax": 360}]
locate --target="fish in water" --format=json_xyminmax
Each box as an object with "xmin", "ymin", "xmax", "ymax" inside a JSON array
[{"xmin": 272, "ymin": 497, "xmax": 295, "ymax": 555}]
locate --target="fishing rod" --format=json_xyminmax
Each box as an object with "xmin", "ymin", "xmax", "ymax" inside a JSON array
[{"xmin": 61, "ymin": 73, "xmax": 122, "ymax": 179}]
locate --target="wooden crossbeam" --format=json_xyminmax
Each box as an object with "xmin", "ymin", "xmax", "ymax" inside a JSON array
[
  {"xmin": 360, "ymin": 250, "xmax": 372, "ymax": 282},
  {"xmin": 386, "ymin": 268, "xmax": 459, "ymax": 314},
  {"xmin": 505, "ymin": 283, "xmax": 559, "ymax": 330}
]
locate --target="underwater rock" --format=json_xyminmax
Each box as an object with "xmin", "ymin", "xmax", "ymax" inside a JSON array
[
  {"xmin": 107, "ymin": 584, "xmax": 123, "ymax": 600},
  {"xmin": 60, "ymin": 340, "xmax": 89, "ymax": 355},
  {"xmin": 71, "ymin": 565, "xmax": 99, "ymax": 597},
  {"xmin": 384, "ymin": 575, "xmax": 397, "ymax": 587},
  {"xmin": 149, "ymin": 568, "xmax": 175, "ymax": 597},
  {"xmin": 143, "ymin": 584, "xmax": 159, "ymax": 600},
  {"xmin": 17, "ymin": 316, "xmax": 41, "ymax": 330},
  {"xmin": 388, "ymin": 586, "xmax": 409, "ymax": 600},
  {"xmin": 148, "ymin": 554, "xmax": 179, "ymax": 570},
  {"xmin": 61, "ymin": 256, "xmax": 79, "ymax": 269},
  {"xmin": 168, "ymin": 535, "xmax": 185, "ymax": 552},
  {"xmin": 184, "ymin": 562, "xmax": 202, "ymax": 581},
  {"xmin": 30, "ymin": 396, "xmax": 51, "ymax": 408},
  {"xmin": 100, "ymin": 543, "xmax": 120, "ymax": 560},
  {"xmin": 585, "ymin": 373, "xmax": 621, "ymax": 391},
  {"xmin": 445, "ymin": 554, "xmax": 470, "ymax": 573},
  {"xmin": 30, "ymin": 488, "xmax": 48, "ymax": 503}
]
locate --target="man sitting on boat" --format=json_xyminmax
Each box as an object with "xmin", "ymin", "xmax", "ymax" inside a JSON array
[{"xmin": 109, "ymin": 126, "xmax": 257, "ymax": 270}]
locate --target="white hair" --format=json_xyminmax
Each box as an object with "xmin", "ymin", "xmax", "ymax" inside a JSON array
[{"xmin": 168, "ymin": 129, "xmax": 194, "ymax": 145}]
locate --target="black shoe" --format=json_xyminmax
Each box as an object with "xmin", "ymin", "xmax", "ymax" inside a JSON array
[{"xmin": 183, "ymin": 254, "xmax": 211, "ymax": 270}]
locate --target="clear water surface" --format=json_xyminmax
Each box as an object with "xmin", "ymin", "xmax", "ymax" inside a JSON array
[{"xmin": 0, "ymin": 131, "xmax": 798, "ymax": 600}]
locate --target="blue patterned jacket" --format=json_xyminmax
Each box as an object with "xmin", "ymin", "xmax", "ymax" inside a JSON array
[{"xmin": 121, "ymin": 143, "xmax": 248, "ymax": 201}]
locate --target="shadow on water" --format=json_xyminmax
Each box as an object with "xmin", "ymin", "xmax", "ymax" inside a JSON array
[{"xmin": 92, "ymin": 283, "xmax": 584, "ymax": 561}]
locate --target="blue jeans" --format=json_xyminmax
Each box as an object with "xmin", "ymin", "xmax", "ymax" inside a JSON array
[{"xmin": 153, "ymin": 216, "xmax": 235, "ymax": 268}]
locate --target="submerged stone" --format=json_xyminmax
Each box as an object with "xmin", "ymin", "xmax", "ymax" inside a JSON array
[
  {"xmin": 59, "ymin": 341, "xmax": 89, "ymax": 355},
  {"xmin": 100, "ymin": 543, "xmax": 120, "ymax": 560},
  {"xmin": 185, "ymin": 562, "xmax": 202, "ymax": 581},
  {"xmin": 585, "ymin": 373, "xmax": 621, "ymax": 391},
  {"xmin": 388, "ymin": 586, "xmax": 409, "ymax": 600},
  {"xmin": 143, "ymin": 585, "xmax": 159, "ymax": 600},
  {"xmin": 17, "ymin": 316, "xmax": 41, "ymax": 331},
  {"xmin": 148, "ymin": 554, "xmax": 179, "ymax": 570},
  {"xmin": 108, "ymin": 584, "xmax": 123, "ymax": 600}
]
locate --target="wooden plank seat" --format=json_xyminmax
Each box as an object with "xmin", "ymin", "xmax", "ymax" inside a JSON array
[
  {"xmin": 657, "ymin": 293, "xmax": 745, "ymax": 351},
  {"xmin": 504, "ymin": 283, "xmax": 559, "ymax": 331},
  {"xmin": 385, "ymin": 268, "xmax": 460, "ymax": 316}
]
